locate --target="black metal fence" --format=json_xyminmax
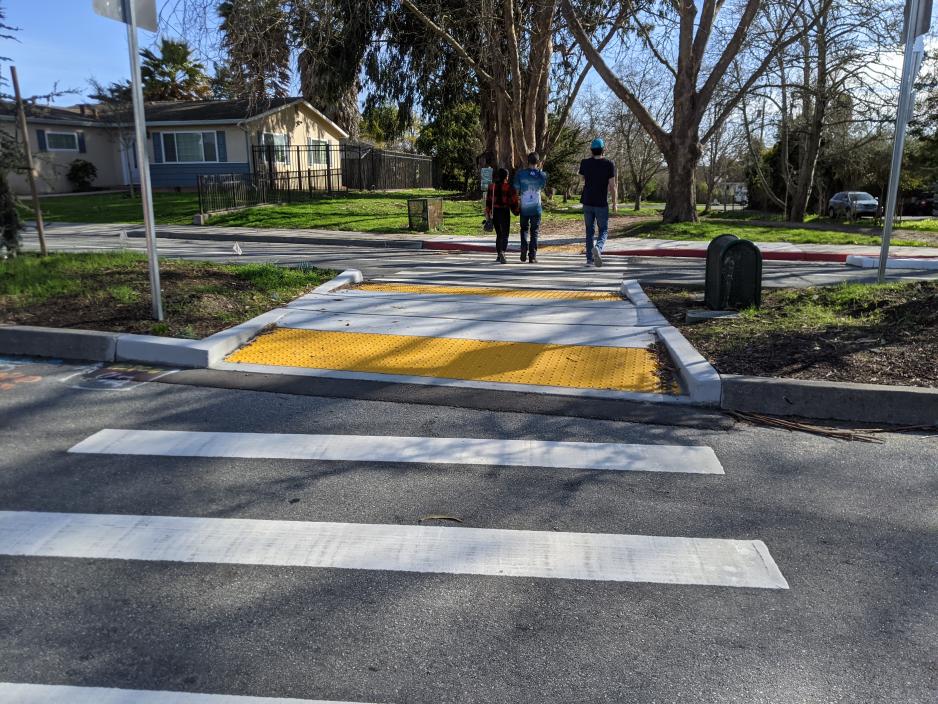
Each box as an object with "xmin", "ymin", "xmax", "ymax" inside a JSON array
[{"xmin": 197, "ymin": 144, "xmax": 435, "ymax": 214}]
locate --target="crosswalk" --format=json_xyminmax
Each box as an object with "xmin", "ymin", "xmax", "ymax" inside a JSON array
[
  {"xmin": 0, "ymin": 419, "xmax": 790, "ymax": 702},
  {"xmin": 0, "ymin": 683, "xmax": 372, "ymax": 704}
]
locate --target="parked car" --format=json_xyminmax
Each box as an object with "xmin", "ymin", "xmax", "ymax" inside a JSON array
[{"xmin": 827, "ymin": 191, "xmax": 880, "ymax": 219}]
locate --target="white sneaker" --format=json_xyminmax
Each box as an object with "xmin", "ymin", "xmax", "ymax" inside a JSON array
[{"xmin": 592, "ymin": 245, "xmax": 603, "ymax": 268}]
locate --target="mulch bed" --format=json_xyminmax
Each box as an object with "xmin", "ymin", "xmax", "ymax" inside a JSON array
[
  {"xmin": 646, "ymin": 284, "xmax": 938, "ymax": 388},
  {"xmin": 1, "ymin": 260, "xmax": 324, "ymax": 339}
]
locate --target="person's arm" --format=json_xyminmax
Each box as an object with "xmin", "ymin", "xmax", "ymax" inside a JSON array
[{"xmin": 608, "ymin": 164, "xmax": 618, "ymax": 213}]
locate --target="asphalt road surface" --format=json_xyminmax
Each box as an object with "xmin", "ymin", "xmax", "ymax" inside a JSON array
[
  {"xmin": 21, "ymin": 228, "xmax": 938, "ymax": 289},
  {"xmin": 0, "ymin": 358, "xmax": 934, "ymax": 703}
]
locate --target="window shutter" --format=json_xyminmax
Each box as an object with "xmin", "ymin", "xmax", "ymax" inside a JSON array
[
  {"xmin": 216, "ymin": 131, "xmax": 227, "ymax": 162},
  {"xmin": 36, "ymin": 129, "xmax": 47, "ymax": 152},
  {"xmin": 77, "ymin": 131, "xmax": 86, "ymax": 153},
  {"xmin": 152, "ymin": 133, "xmax": 163, "ymax": 163}
]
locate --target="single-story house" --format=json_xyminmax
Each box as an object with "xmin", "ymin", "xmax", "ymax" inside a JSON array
[{"xmin": 0, "ymin": 97, "xmax": 349, "ymax": 195}]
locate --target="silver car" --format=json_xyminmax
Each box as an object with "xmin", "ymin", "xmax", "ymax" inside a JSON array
[{"xmin": 828, "ymin": 191, "xmax": 879, "ymax": 219}]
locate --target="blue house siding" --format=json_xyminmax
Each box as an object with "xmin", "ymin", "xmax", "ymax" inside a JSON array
[{"xmin": 149, "ymin": 162, "xmax": 250, "ymax": 188}]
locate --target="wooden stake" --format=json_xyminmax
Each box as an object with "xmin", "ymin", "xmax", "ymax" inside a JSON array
[{"xmin": 10, "ymin": 66, "xmax": 48, "ymax": 256}]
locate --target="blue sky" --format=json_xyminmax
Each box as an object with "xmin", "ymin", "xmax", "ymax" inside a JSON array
[{"xmin": 3, "ymin": 0, "xmax": 176, "ymax": 103}]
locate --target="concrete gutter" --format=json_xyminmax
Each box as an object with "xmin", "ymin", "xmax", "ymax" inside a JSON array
[{"xmin": 721, "ymin": 374, "xmax": 938, "ymax": 426}]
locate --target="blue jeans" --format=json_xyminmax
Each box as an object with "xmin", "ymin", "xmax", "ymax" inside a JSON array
[
  {"xmin": 520, "ymin": 213, "xmax": 541, "ymax": 258},
  {"xmin": 583, "ymin": 205, "xmax": 609, "ymax": 262}
]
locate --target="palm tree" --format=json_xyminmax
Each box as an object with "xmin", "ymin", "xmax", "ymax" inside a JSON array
[{"xmin": 140, "ymin": 39, "xmax": 212, "ymax": 101}]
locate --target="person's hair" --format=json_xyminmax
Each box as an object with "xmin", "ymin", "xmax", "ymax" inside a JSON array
[
  {"xmin": 527, "ymin": 152, "xmax": 539, "ymax": 165},
  {"xmin": 590, "ymin": 146, "xmax": 604, "ymax": 156},
  {"xmin": 494, "ymin": 167, "xmax": 509, "ymax": 183}
]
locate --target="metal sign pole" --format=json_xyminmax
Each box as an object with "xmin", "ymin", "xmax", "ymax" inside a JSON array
[
  {"xmin": 878, "ymin": 0, "xmax": 926, "ymax": 283},
  {"xmin": 122, "ymin": 0, "xmax": 163, "ymax": 319}
]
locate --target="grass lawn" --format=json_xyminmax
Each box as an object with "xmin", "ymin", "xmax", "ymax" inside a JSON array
[
  {"xmin": 701, "ymin": 209, "xmax": 820, "ymax": 223},
  {"xmin": 625, "ymin": 220, "xmax": 929, "ymax": 247},
  {"xmin": 22, "ymin": 192, "xmax": 200, "ymax": 225},
  {"xmin": 646, "ymin": 282, "xmax": 938, "ymax": 387},
  {"xmin": 208, "ymin": 189, "xmax": 585, "ymax": 237},
  {"xmin": 0, "ymin": 252, "xmax": 334, "ymax": 338}
]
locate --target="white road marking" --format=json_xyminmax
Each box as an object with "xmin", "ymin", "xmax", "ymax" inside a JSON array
[
  {"xmin": 0, "ymin": 511, "xmax": 788, "ymax": 589},
  {"xmin": 0, "ymin": 682, "xmax": 374, "ymax": 703},
  {"xmin": 69, "ymin": 429, "xmax": 723, "ymax": 474}
]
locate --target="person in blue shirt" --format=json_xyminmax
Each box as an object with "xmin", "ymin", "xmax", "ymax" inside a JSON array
[
  {"xmin": 578, "ymin": 138, "xmax": 618, "ymax": 267},
  {"xmin": 513, "ymin": 152, "xmax": 548, "ymax": 264}
]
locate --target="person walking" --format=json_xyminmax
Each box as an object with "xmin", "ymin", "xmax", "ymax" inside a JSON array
[
  {"xmin": 485, "ymin": 167, "xmax": 519, "ymax": 264},
  {"xmin": 513, "ymin": 152, "xmax": 548, "ymax": 264},
  {"xmin": 578, "ymin": 138, "xmax": 617, "ymax": 267}
]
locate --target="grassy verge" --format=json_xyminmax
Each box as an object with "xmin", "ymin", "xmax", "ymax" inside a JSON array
[
  {"xmin": 891, "ymin": 218, "xmax": 938, "ymax": 232},
  {"xmin": 646, "ymin": 282, "xmax": 938, "ymax": 387},
  {"xmin": 0, "ymin": 252, "xmax": 334, "ymax": 338},
  {"xmin": 701, "ymin": 209, "xmax": 820, "ymax": 223},
  {"xmin": 626, "ymin": 220, "xmax": 929, "ymax": 247},
  {"xmin": 21, "ymin": 192, "xmax": 200, "ymax": 225},
  {"xmin": 208, "ymin": 189, "xmax": 585, "ymax": 237}
]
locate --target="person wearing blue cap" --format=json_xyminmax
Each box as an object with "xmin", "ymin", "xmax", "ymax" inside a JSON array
[{"xmin": 578, "ymin": 137, "xmax": 617, "ymax": 267}]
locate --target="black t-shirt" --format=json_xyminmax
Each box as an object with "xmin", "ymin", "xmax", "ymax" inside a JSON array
[{"xmin": 578, "ymin": 157, "xmax": 616, "ymax": 207}]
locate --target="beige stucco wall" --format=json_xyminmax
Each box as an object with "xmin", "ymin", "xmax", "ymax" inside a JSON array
[
  {"xmin": 252, "ymin": 102, "xmax": 345, "ymax": 149},
  {"xmin": 3, "ymin": 121, "xmax": 124, "ymax": 195}
]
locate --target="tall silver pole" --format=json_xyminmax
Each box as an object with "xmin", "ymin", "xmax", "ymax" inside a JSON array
[
  {"xmin": 877, "ymin": 0, "xmax": 920, "ymax": 283},
  {"xmin": 124, "ymin": 0, "xmax": 163, "ymax": 319}
]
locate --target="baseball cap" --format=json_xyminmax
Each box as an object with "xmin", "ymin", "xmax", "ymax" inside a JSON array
[{"xmin": 590, "ymin": 138, "xmax": 605, "ymax": 150}]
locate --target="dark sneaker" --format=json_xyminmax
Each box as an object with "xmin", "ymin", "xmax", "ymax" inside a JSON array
[
  {"xmin": 529, "ymin": 256, "xmax": 538, "ymax": 264},
  {"xmin": 497, "ymin": 252, "xmax": 507, "ymax": 264},
  {"xmin": 520, "ymin": 251, "xmax": 527, "ymax": 262}
]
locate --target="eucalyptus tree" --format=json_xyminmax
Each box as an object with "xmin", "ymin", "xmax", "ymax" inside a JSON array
[{"xmin": 562, "ymin": 0, "xmax": 833, "ymax": 222}]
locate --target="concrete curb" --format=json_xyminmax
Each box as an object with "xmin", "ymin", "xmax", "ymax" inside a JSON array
[
  {"xmin": 0, "ymin": 270, "xmax": 361, "ymax": 368},
  {"xmin": 312, "ymin": 269, "xmax": 363, "ymax": 294},
  {"xmin": 128, "ymin": 229, "xmax": 423, "ymax": 250},
  {"xmin": 720, "ymin": 374, "xmax": 938, "ymax": 426},
  {"xmin": 846, "ymin": 254, "xmax": 938, "ymax": 270},
  {"xmin": 0, "ymin": 325, "xmax": 118, "ymax": 362},
  {"xmin": 620, "ymin": 280, "xmax": 719, "ymax": 403},
  {"xmin": 655, "ymin": 326, "xmax": 722, "ymax": 405}
]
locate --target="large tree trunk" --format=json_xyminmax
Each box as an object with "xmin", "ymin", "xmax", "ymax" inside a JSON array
[{"xmin": 662, "ymin": 135, "xmax": 701, "ymax": 223}]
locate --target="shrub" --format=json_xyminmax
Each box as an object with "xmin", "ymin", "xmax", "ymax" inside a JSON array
[
  {"xmin": 0, "ymin": 172, "xmax": 21, "ymax": 257},
  {"xmin": 67, "ymin": 159, "xmax": 98, "ymax": 191}
]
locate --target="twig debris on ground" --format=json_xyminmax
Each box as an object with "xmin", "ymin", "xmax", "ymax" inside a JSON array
[{"xmin": 729, "ymin": 411, "xmax": 883, "ymax": 443}]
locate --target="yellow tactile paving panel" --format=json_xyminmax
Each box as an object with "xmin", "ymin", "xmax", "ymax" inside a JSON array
[
  {"xmin": 226, "ymin": 329, "xmax": 671, "ymax": 393},
  {"xmin": 351, "ymin": 283, "xmax": 622, "ymax": 301}
]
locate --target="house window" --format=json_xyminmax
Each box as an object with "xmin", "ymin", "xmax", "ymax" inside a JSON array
[
  {"xmin": 262, "ymin": 133, "xmax": 289, "ymax": 164},
  {"xmin": 160, "ymin": 131, "xmax": 218, "ymax": 163},
  {"xmin": 308, "ymin": 139, "xmax": 328, "ymax": 166},
  {"xmin": 46, "ymin": 131, "xmax": 79, "ymax": 151}
]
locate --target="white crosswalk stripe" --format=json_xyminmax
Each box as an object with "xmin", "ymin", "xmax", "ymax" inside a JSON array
[
  {"xmin": 68, "ymin": 429, "xmax": 725, "ymax": 475},
  {"xmin": 0, "ymin": 511, "xmax": 788, "ymax": 589},
  {"xmin": 0, "ymin": 682, "xmax": 374, "ymax": 703}
]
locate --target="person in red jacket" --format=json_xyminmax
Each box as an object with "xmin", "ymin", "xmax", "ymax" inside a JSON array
[{"xmin": 485, "ymin": 167, "xmax": 520, "ymax": 264}]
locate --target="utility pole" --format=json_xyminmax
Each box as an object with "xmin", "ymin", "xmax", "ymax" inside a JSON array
[
  {"xmin": 10, "ymin": 66, "xmax": 48, "ymax": 257},
  {"xmin": 877, "ymin": 0, "xmax": 932, "ymax": 282}
]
